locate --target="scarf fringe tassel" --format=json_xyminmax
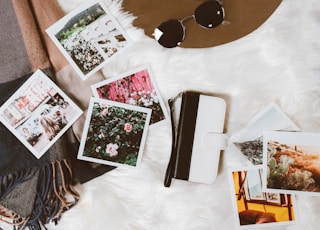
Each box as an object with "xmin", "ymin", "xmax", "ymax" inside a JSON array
[{"xmin": 0, "ymin": 159, "xmax": 80, "ymax": 230}]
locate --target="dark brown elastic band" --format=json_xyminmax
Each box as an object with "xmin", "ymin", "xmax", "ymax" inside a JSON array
[{"xmin": 164, "ymin": 92, "xmax": 200, "ymax": 187}]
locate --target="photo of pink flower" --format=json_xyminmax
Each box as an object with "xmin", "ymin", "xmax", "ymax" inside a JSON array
[
  {"xmin": 78, "ymin": 97, "xmax": 151, "ymax": 167},
  {"xmin": 124, "ymin": 123, "xmax": 132, "ymax": 133},
  {"xmin": 101, "ymin": 108, "xmax": 109, "ymax": 115},
  {"xmin": 106, "ymin": 143, "xmax": 119, "ymax": 157}
]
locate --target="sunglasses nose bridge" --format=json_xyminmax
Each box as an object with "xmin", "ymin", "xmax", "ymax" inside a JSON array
[
  {"xmin": 179, "ymin": 21, "xmax": 186, "ymax": 46},
  {"xmin": 175, "ymin": 20, "xmax": 187, "ymax": 47},
  {"xmin": 180, "ymin": 14, "xmax": 195, "ymax": 23}
]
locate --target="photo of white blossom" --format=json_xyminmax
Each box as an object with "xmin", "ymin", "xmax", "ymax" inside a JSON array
[{"xmin": 46, "ymin": 0, "xmax": 131, "ymax": 80}]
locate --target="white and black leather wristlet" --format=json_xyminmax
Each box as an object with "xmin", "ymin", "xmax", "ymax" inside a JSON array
[{"xmin": 164, "ymin": 91, "xmax": 227, "ymax": 187}]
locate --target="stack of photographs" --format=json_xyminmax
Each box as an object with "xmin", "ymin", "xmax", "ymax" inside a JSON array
[
  {"xmin": 46, "ymin": 0, "xmax": 170, "ymax": 168},
  {"xmin": 229, "ymin": 103, "xmax": 320, "ymax": 229},
  {"xmin": 77, "ymin": 64, "xmax": 168, "ymax": 168},
  {"xmin": 1, "ymin": 0, "xmax": 169, "ymax": 170},
  {"xmin": 0, "ymin": 65, "xmax": 168, "ymax": 168}
]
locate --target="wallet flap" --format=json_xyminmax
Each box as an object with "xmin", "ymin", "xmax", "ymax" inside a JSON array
[
  {"xmin": 203, "ymin": 132, "xmax": 228, "ymax": 150},
  {"xmin": 188, "ymin": 94, "xmax": 226, "ymax": 184}
]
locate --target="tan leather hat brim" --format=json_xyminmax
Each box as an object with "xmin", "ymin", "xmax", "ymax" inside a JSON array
[{"xmin": 122, "ymin": 0, "xmax": 282, "ymax": 48}]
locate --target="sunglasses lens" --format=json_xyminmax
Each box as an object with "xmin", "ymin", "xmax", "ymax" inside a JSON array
[
  {"xmin": 194, "ymin": 0, "xmax": 224, "ymax": 28},
  {"xmin": 154, "ymin": 19, "xmax": 185, "ymax": 48}
]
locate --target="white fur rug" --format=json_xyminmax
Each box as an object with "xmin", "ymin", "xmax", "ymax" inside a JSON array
[{"xmin": 42, "ymin": 0, "xmax": 320, "ymax": 229}]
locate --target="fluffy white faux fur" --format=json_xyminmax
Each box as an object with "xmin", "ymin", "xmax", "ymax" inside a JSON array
[{"xmin": 33, "ymin": 0, "xmax": 320, "ymax": 229}]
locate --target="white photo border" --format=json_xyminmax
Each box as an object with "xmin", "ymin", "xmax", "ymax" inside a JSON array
[
  {"xmin": 230, "ymin": 102, "xmax": 300, "ymax": 165},
  {"xmin": 91, "ymin": 64, "xmax": 169, "ymax": 127},
  {"xmin": 46, "ymin": 0, "xmax": 132, "ymax": 80},
  {"xmin": 262, "ymin": 130, "xmax": 320, "ymax": 196},
  {"xmin": 77, "ymin": 97, "xmax": 151, "ymax": 168},
  {"xmin": 231, "ymin": 102, "xmax": 300, "ymax": 143},
  {"xmin": 228, "ymin": 165, "xmax": 298, "ymax": 230},
  {"xmin": 0, "ymin": 69, "xmax": 83, "ymax": 159}
]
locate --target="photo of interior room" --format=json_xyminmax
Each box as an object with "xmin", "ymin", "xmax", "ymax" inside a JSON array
[{"xmin": 232, "ymin": 167, "xmax": 295, "ymax": 227}]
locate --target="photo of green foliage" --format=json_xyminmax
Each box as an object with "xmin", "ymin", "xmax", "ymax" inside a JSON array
[{"xmin": 83, "ymin": 101, "xmax": 149, "ymax": 166}]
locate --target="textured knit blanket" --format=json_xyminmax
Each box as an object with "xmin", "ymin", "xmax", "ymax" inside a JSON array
[
  {"xmin": 0, "ymin": 1, "xmax": 113, "ymax": 229},
  {"xmin": 0, "ymin": 1, "xmax": 78, "ymax": 228}
]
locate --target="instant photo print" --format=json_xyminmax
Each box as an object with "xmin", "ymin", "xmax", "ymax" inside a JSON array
[
  {"xmin": 231, "ymin": 102, "xmax": 300, "ymax": 165},
  {"xmin": 164, "ymin": 91, "xmax": 227, "ymax": 187},
  {"xmin": 263, "ymin": 131, "xmax": 320, "ymax": 196},
  {"xmin": 0, "ymin": 69, "xmax": 82, "ymax": 159},
  {"xmin": 91, "ymin": 64, "xmax": 169, "ymax": 127},
  {"xmin": 77, "ymin": 97, "xmax": 151, "ymax": 168},
  {"xmin": 46, "ymin": 0, "xmax": 132, "ymax": 80},
  {"xmin": 228, "ymin": 165, "xmax": 297, "ymax": 229}
]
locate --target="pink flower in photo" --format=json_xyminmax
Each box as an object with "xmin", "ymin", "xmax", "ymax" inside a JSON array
[
  {"xmin": 101, "ymin": 108, "xmax": 109, "ymax": 116},
  {"xmin": 124, "ymin": 123, "xmax": 132, "ymax": 133},
  {"xmin": 106, "ymin": 143, "xmax": 119, "ymax": 157}
]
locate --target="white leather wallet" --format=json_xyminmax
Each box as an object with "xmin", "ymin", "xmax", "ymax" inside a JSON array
[{"xmin": 164, "ymin": 91, "xmax": 227, "ymax": 187}]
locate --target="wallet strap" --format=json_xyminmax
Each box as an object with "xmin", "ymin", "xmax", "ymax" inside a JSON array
[{"xmin": 164, "ymin": 92, "xmax": 182, "ymax": 187}]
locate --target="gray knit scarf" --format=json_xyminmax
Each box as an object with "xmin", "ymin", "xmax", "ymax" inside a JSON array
[
  {"xmin": 0, "ymin": 1, "xmax": 80, "ymax": 229},
  {"xmin": 0, "ymin": 1, "xmax": 115, "ymax": 229}
]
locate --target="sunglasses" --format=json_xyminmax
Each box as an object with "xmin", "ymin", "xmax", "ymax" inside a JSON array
[{"xmin": 153, "ymin": 0, "xmax": 225, "ymax": 48}]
